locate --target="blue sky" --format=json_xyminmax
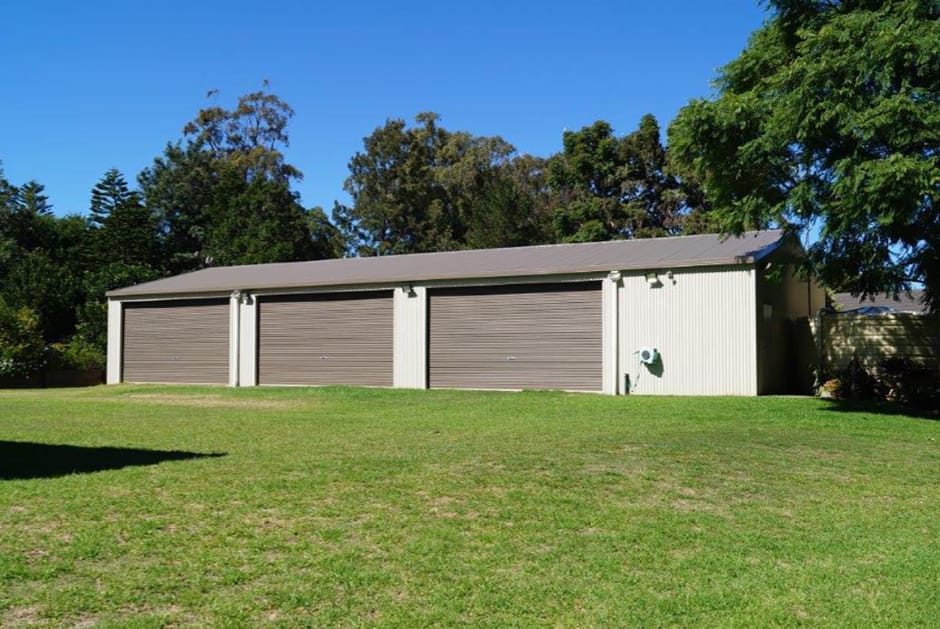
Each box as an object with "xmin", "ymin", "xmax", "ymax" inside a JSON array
[{"xmin": 0, "ymin": 1, "xmax": 768, "ymax": 218}]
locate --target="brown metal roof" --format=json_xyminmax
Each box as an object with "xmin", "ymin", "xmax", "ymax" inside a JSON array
[
  {"xmin": 108, "ymin": 230, "xmax": 784, "ymax": 298},
  {"xmin": 833, "ymin": 289, "xmax": 928, "ymax": 314}
]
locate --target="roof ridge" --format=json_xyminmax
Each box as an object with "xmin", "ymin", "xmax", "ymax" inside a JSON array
[{"xmin": 219, "ymin": 229, "xmax": 783, "ymax": 271}]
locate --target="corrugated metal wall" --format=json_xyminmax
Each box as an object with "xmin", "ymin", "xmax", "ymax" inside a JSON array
[
  {"xmin": 428, "ymin": 283, "xmax": 603, "ymax": 391},
  {"xmin": 755, "ymin": 248, "xmax": 827, "ymax": 394},
  {"xmin": 257, "ymin": 292, "xmax": 393, "ymax": 386},
  {"xmin": 620, "ymin": 267, "xmax": 757, "ymax": 395},
  {"xmin": 122, "ymin": 299, "xmax": 230, "ymax": 384}
]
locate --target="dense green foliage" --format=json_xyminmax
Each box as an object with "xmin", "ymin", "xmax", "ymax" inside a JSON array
[
  {"xmin": 335, "ymin": 112, "xmax": 555, "ymax": 256},
  {"xmin": 1, "ymin": 386, "xmax": 938, "ymax": 625},
  {"xmin": 669, "ymin": 0, "xmax": 940, "ymax": 309},
  {"xmin": 0, "ymin": 178, "xmax": 87, "ymax": 344},
  {"xmin": 549, "ymin": 115, "xmax": 707, "ymax": 242},
  {"xmin": 0, "ymin": 297, "xmax": 44, "ymax": 376},
  {"xmin": 335, "ymin": 113, "xmax": 705, "ymax": 255},
  {"xmin": 139, "ymin": 89, "xmax": 337, "ymax": 271}
]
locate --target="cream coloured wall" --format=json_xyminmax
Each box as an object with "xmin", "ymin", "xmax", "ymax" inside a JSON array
[
  {"xmin": 238, "ymin": 293, "xmax": 258, "ymax": 386},
  {"xmin": 106, "ymin": 299, "xmax": 122, "ymax": 384},
  {"xmin": 602, "ymin": 273, "xmax": 621, "ymax": 395},
  {"xmin": 816, "ymin": 312, "xmax": 940, "ymax": 374},
  {"xmin": 619, "ymin": 266, "xmax": 758, "ymax": 395},
  {"xmin": 393, "ymin": 285, "xmax": 428, "ymax": 389}
]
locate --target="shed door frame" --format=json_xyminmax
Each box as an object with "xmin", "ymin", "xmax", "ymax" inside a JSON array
[
  {"xmin": 256, "ymin": 290, "xmax": 394, "ymax": 387},
  {"xmin": 121, "ymin": 298, "xmax": 230, "ymax": 384},
  {"xmin": 428, "ymin": 281, "xmax": 603, "ymax": 392}
]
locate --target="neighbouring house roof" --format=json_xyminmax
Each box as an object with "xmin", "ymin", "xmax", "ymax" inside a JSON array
[
  {"xmin": 833, "ymin": 289, "xmax": 928, "ymax": 314},
  {"xmin": 108, "ymin": 230, "xmax": 785, "ymax": 298}
]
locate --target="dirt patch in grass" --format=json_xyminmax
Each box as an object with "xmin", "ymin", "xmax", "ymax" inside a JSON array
[
  {"xmin": 2, "ymin": 605, "xmax": 43, "ymax": 627},
  {"xmin": 69, "ymin": 616, "xmax": 100, "ymax": 629},
  {"xmin": 122, "ymin": 393, "xmax": 301, "ymax": 410}
]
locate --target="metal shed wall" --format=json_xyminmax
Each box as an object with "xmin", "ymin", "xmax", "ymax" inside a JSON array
[
  {"xmin": 122, "ymin": 299, "xmax": 230, "ymax": 384},
  {"xmin": 428, "ymin": 283, "xmax": 603, "ymax": 391},
  {"xmin": 619, "ymin": 266, "xmax": 757, "ymax": 395},
  {"xmin": 257, "ymin": 291, "xmax": 393, "ymax": 386},
  {"xmin": 755, "ymin": 253, "xmax": 826, "ymax": 394}
]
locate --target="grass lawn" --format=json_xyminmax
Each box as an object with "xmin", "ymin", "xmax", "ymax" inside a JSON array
[{"xmin": 1, "ymin": 386, "xmax": 938, "ymax": 627}]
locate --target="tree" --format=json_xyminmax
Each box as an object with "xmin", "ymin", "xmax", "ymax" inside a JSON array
[
  {"xmin": 16, "ymin": 181, "xmax": 52, "ymax": 215},
  {"xmin": 0, "ymin": 170, "xmax": 89, "ymax": 343},
  {"xmin": 0, "ymin": 297, "xmax": 45, "ymax": 377},
  {"xmin": 464, "ymin": 154, "xmax": 554, "ymax": 249},
  {"xmin": 0, "ymin": 165, "xmax": 16, "ymax": 210},
  {"xmin": 2, "ymin": 219, "xmax": 87, "ymax": 342},
  {"xmin": 182, "ymin": 88, "xmax": 301, "ymax": 183},
  {"xmin": 668, "ymin": 0, "xmax": 940, "ymax": 308},
  {"xmin": 0, "ymin": 166, "xmax": 18, "ymax": 271},
  {"xmin": 335, "ymin": 112, "xmax": 550, "ymax": 255},
  {"xmin": 138, "ymin": 143, "xmax": 217, "ymax": 273},
  {"xmin": 90, "ymin": 168, "xmax": 137, "ymax": 228},
  {"xmin": 1, "ymin": 180, "xmax": 59, "ymax": 253},
  {"xmin": 548, "ymin": 116, "xmax": 699, "ymax": 243},
  {"xmin": 306, "ymin": 206, "xmax": 346, "ymax": 260},
  {"xmin": 203, "ymin": 162, "xmax": 315, "ymax": 265},
  {"xmin": 88, "ymin": 169, "xmax": 160, "ymax": 268},
  {"xmin": 139, "ymin": 87, "xmax": 334, "ymax": 271}
]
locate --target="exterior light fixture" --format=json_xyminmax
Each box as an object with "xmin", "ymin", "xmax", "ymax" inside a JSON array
[{"xmin": 644, "ymin": 272, "xmax": 659, "ymax": 285}]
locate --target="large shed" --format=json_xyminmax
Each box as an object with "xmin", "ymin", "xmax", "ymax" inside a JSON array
[{"xmin": 106, "ymin": 230, "xmax": 824, "ymax": 395}]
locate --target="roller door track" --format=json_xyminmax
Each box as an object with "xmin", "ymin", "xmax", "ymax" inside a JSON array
[
  {"xmin": 258, "ymin": 292, "xmax": 393, "ymax": 386},
  {"xmin": 122, "ymin": 299, "xmax": 230, "ymax": 384},
  {"xmin": 429, "ymin": 283, "xmax": 602, "ymax": 391}
]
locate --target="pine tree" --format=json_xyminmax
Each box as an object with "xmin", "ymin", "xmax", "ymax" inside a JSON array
[
  {"xmin": 17, "ymin": 181, "xmax": 52, "ymax": 215},
  {"xmin": 89, "ymin": 168, "xmax": 134, "ymax": 228}
]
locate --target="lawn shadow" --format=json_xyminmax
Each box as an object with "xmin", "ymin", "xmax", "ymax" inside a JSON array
[
  {"xmin": 819, "ymin": 399, "xmax": 940, "ymax": 421},
  {"xmin": 0, "ymin": 441, "xmax": 226, "ymax": 480}
]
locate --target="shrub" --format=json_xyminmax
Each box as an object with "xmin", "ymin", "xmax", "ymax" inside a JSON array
[
  {"xmin": 0, "ymin": 298, "xmax": 45, "ymax": 377},
  {"xmin": 819, "ymin": 378, "xmax": 842, "ymax": 399},
  {"xmin": 878, "ymin": 355, "xmax": 939, "ymax": 407},
  {"xmin": 47, "ymin": 337, "xmax": 106, "ymax": 371}
]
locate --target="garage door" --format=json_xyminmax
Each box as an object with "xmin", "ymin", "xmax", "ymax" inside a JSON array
[
  {"xmin": 122, "ymin": 299, "xmax": 230, "ymax": 384},
  {"xmin": 257, "ymin": 291, "xmax": 393, "ymax": 386},
  {"xmin": 429, "ymin": 282, "xmax": 602, "ymax": 391}
]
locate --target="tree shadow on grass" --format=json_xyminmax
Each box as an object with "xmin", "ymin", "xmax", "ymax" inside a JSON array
[
  {"xmin": 0, "ymin": 441, "xmax": 226, "ymax": 480},
  {"xmin": 818, "ymin": 399, "xmax": 940, "ymax": 421}
]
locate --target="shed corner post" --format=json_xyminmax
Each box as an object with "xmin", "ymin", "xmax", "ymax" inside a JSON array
[
  {"xmin": 393, "ymin": 284, "xmax": 428, "ymax": 389},
  {"xmin": 237, "ymin": 292, "xmax": 258, "ymax": 387},
  {"xmin": 106, "ymin": 298, "xmax": 123, "ymax": 384},
  {"xmin": 603, "ymin": 271, "xmax": 622, "ymax": 395},
  {"xmin": 229, "ymin": 291, "xmax": 242, "ymax": 387},
  {"xmin": 813, "ymin": 307, "xmax": 826, "ymax": 391}
]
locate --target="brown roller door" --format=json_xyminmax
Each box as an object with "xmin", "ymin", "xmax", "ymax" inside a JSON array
[
  {"xmin": 258, "ymin": 291, "xmax": 393, "ymax": 386},
  {"xmin": 429, "ymin": 282, "xmax": 602, "ymax": 391},
  {"xmin": 122, "ymin": 299, "xmax": 230, "ymax": 384}
]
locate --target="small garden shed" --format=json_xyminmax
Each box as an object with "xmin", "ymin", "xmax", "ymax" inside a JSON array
[{"xmin": 106, "ymin": 230, "xmax": 824, "ymax": 395}]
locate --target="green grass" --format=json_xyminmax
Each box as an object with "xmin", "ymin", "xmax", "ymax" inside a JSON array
[{"xmin": 1, "ymin": 386, "xmax": 938, "ymax": 627}]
